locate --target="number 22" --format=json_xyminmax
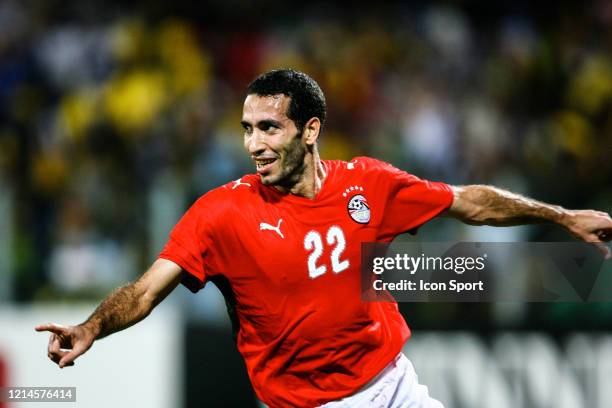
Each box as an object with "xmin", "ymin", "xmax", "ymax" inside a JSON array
[{"xmin": 304, "ymin": 226, "xmax": 350, "ymax": 279}]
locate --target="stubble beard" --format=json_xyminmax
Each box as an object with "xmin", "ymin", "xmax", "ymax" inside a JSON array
[{"xmin": 262, "ymin": 130, "xmax": 307, "ymax": 189}]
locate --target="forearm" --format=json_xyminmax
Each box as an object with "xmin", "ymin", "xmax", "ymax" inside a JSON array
[
  {"xmin": 451, "ymin": 185, "xmax": 569, "ymax": 227},
  {"xmin": 81, "ymin": 282, "xmax": 153, "ymax": 340}
]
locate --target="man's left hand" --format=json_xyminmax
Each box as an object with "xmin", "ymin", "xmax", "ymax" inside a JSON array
[{"xmin": 563, "ymin": 210, "xmax": 612, "ymax": 259}]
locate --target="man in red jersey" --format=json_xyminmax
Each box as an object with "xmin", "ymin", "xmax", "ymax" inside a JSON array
[{"xmin": 37, "ymin": 70, "xmax": 612, "ymax": 408}]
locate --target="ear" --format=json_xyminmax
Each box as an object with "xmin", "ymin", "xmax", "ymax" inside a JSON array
[{"xmin": 302, "ymin": 117, "xmax": 321, "ymax": 146}]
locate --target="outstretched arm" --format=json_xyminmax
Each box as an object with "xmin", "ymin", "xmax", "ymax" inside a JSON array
[
  {"xmin": 35, "ymin": 258, "xmax": 184, "ymax": 368},
  {"xmin": 444, "ymin": 185, "xmax": 612, "ymax": 257}
]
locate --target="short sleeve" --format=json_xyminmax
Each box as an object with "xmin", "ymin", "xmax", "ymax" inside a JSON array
[
  {"xmin": 372, "ymin": 159, "xmax": 454, "ymax": 240},
  {"xmin": 159, "ymin": 196, "xmax": 215, "ymax": 293}
]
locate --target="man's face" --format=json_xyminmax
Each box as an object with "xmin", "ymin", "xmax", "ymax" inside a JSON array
[{"xmin": 242, "ymin": 94, "xmax": 306, "ymax": 187}]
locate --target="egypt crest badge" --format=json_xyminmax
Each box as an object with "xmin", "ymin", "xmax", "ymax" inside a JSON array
[{"xmin": 347, "ymin": 194, "xmax": 370, "ymax": 224}]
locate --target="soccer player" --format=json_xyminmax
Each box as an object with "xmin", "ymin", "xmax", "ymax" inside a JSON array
[{"xmin": 36, "ymin": 69, "xmax": 612, "ymax": 408}]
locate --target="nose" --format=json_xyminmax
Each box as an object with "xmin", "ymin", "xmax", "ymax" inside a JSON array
[{"xmin": 246, "ymin": 130, "xmax": 266, "ymax": 156}]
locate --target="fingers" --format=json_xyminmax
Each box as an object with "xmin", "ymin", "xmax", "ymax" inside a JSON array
[
  {"xmin": 40, "ymin": 326, "xmax": 77, "ymax": 368},
  {"xmin": 598, "ymin": 230, "xmax": 612, "ymax": 242},
  {"xmin": 594, "ymin": 242, "xmax": 612, "ymax": 260},
  {"xmin": 37, "ymin": 323, "xmax": 94, "ymax": 368},
  {"xmin": 47, "ymin": 347, "xmax": 74, "ymax": 367},
  {"xmin": 35, "ymin": 323, "xmax": 69, "ymax": 336},
  {"xmin": 58, "ymin": 344, "xmax": 86, "ymax": 368},
  {"xmin": 38, "ymin": 323, "xmax": 72, "ymax": 348},
  {"xmin": 574, "ymin": 230, "xmax": 612, "ymax": 260},
  {"xmin": 48, "ymin": 333, "xmax": 60, "ymax": 355},
  {"xmin": 588, "ymin": 229, "xmax": 612, "ymax": 259},
  {"xmin": 46, "ymin": 334, "xmax": 75, "ymax": 368},
  {"xmin": 585, "ymin": 232, "xmax": 611, "ymax": 259}
]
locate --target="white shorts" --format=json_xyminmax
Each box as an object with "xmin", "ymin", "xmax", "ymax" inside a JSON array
[{"xmin": 318, "ymin": 353, "xmax": 445, "ymax": 408}]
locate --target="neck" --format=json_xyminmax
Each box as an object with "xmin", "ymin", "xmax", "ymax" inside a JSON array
[{"xmin": 275, "ymin": 150, "xmax": 326, "ymax": 199}]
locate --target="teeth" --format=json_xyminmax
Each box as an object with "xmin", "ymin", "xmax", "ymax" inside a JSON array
[{"xmin": 256, "ymin": 159, "xmax": 276, "ymax": 168}]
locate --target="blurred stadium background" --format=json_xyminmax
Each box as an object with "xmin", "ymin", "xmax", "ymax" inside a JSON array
[{"xmin": 0, "ymin": 0, "xmax": 611, "ymax": 406}]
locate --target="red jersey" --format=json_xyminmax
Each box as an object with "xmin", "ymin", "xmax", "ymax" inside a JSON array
[{"xmin": 159, "ymin": 157, "xmax": 453, "ymax": 408}]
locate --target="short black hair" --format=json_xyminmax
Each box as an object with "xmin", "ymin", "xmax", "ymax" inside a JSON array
[{"xmin": 246, "ymin": 69, "xmax": 326, "ymax": 132}]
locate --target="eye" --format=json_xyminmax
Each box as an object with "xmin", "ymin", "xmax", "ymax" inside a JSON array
[{"xmin": 262, "ymin": 123, "xmax": 278, "ymax": 133}]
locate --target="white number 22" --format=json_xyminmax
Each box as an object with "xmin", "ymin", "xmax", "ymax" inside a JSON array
[{"xmin": 304, "ymin": 226, "xmax": 350, "ymax": 279}]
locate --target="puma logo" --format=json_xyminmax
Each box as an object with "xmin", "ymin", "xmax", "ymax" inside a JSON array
[
  {"xmin": 232, "ymin": 178, "xmax": 251, "ymax": 189},
  {"xmin": 259, "ymin": 219, "xmax": 284, "ymax": 239}
]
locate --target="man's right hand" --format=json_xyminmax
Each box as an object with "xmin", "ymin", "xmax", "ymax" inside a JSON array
[
  {"xmin": 35, "ymin": 323, "xmax": 97, "ymax": 368},
  {"xmin": 34, "ymin": 259, "xmax": 184, "ymax": 369}
]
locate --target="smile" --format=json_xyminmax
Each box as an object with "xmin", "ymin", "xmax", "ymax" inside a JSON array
[{"xmin": 256, "ymin": 158, "xmax": 277, "ymax": 169}]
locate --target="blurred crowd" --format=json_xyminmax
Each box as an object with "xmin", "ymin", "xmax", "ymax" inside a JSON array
[{"xmin": 0, "ymin": 1, "xmax": 611, "ymax": 328}]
